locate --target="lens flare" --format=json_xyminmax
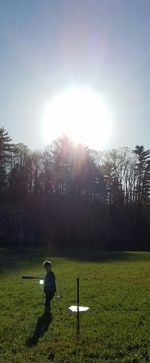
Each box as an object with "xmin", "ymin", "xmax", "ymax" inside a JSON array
[{"xmin": 41, "ymin": 87, "xmax": 113, "ymax": 149}]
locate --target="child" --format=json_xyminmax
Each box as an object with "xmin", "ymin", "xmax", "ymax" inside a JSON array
[{"xmin": 43, "ymin": 260, "xmax": 56, "ymax": 311}]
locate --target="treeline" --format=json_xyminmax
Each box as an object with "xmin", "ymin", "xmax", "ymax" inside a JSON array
[{"xmin": 0, "ymin": 126, "xmax": 150, "ymax": 252}]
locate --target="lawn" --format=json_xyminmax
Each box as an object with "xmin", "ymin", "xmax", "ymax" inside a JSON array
[{"xmin": 1, "ymin": 250, "xmax": 150, "ymax": 362}]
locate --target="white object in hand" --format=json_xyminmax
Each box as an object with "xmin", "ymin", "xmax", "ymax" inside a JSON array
[{"xmin": 39, "ymin": 279, "xmax": 44, "ymax": 285}]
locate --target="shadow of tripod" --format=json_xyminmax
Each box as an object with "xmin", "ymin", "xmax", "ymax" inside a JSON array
[{"xmin": 26, "ymin": 309, "xmax": 52, "ymax": 347}]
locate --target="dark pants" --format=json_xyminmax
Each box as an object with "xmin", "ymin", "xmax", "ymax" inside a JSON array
[{"xmin": 45, "ymin": 292, "xmax": 55, "ymax": 310}]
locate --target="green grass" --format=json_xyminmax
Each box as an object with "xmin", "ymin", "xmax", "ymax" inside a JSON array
[{"xmin": 1, "ymin": 251, "xmax": 150, "ymax": 362}]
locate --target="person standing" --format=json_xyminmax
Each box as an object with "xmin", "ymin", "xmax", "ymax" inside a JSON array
[{"xmin": 43, "ymin": 260, "xmax": 56, "ymax": 312}]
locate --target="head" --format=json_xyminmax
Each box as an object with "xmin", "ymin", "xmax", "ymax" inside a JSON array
[{"xmin": 43, "ymin": 260, "xmax": 52, "ymax": 272}]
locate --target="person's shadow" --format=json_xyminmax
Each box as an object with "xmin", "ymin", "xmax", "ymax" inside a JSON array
[{"xmin": 26, "ymin": 309, "xmax": 52, "ymax": 347}]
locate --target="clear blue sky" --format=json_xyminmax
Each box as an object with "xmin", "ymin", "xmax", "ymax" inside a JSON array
[{"xmin": 0, "ymin": 0, "xmax": 150, "ymax": 151}]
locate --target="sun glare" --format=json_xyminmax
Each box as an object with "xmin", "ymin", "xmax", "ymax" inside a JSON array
[{"xmin": 41, "ymin": 87, "xmax": 113, "ymax": 149}]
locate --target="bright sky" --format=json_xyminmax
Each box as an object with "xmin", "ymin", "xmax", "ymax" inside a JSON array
[{"xmin": 0, "ymin": 0, "xmax": 150, "ymax": 151}]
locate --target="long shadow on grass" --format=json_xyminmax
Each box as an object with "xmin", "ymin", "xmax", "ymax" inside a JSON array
[
  {"xmin": 26, "ymin": 309, "xmax": 52, "ymax": 347},
  {"xmin": 67, "ymin": 251, "xmax": 150, "ymax": 263}
]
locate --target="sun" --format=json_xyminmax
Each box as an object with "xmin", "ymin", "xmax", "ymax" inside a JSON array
[{"xmin": 41, "ymin": 87, "xmax": 113, "ymax": 149}]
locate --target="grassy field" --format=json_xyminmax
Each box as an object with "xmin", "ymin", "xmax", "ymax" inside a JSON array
[{"xmin": 1, "ymin": 250, "xmax": 150, "ymax": 362}]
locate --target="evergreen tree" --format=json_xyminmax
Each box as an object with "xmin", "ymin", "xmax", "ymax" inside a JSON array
[
  {"xmin": 0, "ymin": 126, "xmax": 14, "ymax": 194},
  {"xmin": 133, "ymin": 145, "xmax": 150, "ymax": 204}
]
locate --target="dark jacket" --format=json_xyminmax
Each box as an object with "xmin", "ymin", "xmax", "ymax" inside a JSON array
[{"xmin": 44, "ymin": 271, "xmax": 56, "ymax": 294}]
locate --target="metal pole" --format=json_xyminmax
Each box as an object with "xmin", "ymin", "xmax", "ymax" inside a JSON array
[{"xmin": 77, "ymin": 277, "xmax": 80, "ymax": 339}]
